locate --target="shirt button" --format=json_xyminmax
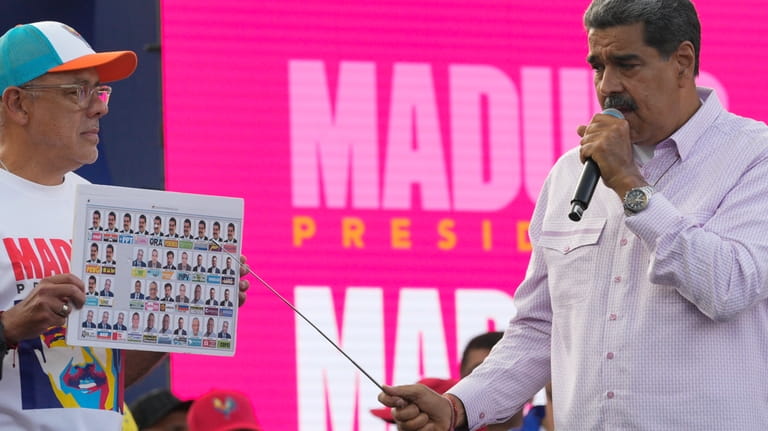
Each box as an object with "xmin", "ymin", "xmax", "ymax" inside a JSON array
[
  {"xmin": 606, "ymin": 352, "xmax": 615, "ymax": 360},
  {"xmin": 563, "ymin": 246, "xmax": 571, "ymax": 253},
  {"xmin": 479, "ymin": 412, "xmax": 486, "ymax": 419},
  {"xmin": 609, "ymin": 313, "xmax": 617, "ymax": 321},
  {"xmin": 607, "ymin": 391, "xmax": 615, "ymax": 399},
  {"xmin": 620, "ymin": 238, "xmax": 628, "ymax": 246},
  {"xmin": 613, "ymin": 276, "xmax": 622, "ymax": 283}
]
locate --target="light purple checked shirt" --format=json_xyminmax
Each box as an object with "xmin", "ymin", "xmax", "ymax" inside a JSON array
[{"xmin": 450, "ymin": 88, "xmax": 768, "ymax": 430}]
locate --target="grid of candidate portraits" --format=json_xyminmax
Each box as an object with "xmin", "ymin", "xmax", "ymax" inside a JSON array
[{"xmin": 79, "ymin": 208, "xmax": 241, "ymax": 352}]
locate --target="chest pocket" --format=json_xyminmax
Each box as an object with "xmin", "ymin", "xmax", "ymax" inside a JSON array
[{"xmin": 539, "ymin": 218, "xmax": 606, "ymax": 307}]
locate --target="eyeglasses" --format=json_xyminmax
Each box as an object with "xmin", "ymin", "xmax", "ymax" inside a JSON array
[{"xmin": 19, "ymin": 83, "xmax": 112, "ymax": 107}]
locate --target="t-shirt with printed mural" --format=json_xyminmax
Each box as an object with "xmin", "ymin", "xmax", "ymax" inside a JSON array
[{"xmin": 0, "ymin": 170, "xmax": 124, "ymax": 430}]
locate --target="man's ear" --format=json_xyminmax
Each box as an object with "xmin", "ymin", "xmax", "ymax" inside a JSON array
[
  {"xmin": 675, "ymin": 41, "xmax": 696, "ymax": 82},
  {"xmin": 1, "ymin": 87, "xmax": 30, "ymax": 124}
]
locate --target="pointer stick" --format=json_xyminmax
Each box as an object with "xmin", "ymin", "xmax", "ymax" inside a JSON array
[{"xmin": 212, "ymin": 239, "xmax": 383, "ymax": 390}]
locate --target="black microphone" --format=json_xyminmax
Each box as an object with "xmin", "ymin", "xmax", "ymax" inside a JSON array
[{"xmin": 568, "ymin": 108, "xmax": 624, "ymax": 222}]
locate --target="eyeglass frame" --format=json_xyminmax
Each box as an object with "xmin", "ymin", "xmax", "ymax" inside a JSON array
[{"xmin": 18, "ymin": 83, "xmax": 112, "ymax": 108}]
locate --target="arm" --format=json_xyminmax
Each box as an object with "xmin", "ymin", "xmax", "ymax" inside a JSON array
[
  {"xmin": 124, "ymin": 350, "xmax": 168, "ymax": 387},
  {"xmin": 378, "ymin": 175, "xmax": 556, "ymax": 431},
  {"xmin": 628, "ymin": 160, "xmax": 768, "ymax": 320},
  {"xmin": 580, "ymin": 109, "xmax": 768, "ymax": 320}
]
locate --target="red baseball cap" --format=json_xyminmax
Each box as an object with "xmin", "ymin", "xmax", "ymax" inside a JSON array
[
  {"xmin": 370, "ymin": 377, "xmax": 458, "ymax": 423},
  {"xmin": 187, "ymin": 389, "xmax": 262, "ymax": 431}
]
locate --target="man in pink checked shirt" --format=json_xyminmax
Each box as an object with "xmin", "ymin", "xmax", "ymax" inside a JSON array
[{"xmin": 379, "ymin": 1, "xmax": 768, "ymax": 429}]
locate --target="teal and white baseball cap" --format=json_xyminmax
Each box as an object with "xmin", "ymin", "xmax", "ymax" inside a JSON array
[{"xmin": 0, "ymin": 21, "xmax": 137, "ymax": 92}]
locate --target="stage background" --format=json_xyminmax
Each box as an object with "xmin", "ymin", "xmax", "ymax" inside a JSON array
[{"xmin": 161, "ymin": 1, "xmax": 768, "ymax": 430}]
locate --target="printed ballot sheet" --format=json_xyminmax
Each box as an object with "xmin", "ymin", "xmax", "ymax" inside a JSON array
[{"xmin": 66, "ymin": 184, "xmax": 244, "ymax": 356}]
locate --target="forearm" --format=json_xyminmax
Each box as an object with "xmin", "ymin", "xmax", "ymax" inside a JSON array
[
  {"xmin": 628, "ymin": 194, "xmax": 768, "ymax": 320},
  {"xmin": 124, "ymin": 350, "xmax": 168, "ymax": 387}
]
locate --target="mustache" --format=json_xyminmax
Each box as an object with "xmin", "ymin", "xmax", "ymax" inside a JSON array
[{"xmin": 603, "ymin": 94, "xmax": 638, "ymax": 112}]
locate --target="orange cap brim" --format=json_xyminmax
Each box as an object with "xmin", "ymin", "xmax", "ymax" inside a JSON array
[{"xmin": 48, "ymin": 51, "xmax": 137, "ymax": 83}]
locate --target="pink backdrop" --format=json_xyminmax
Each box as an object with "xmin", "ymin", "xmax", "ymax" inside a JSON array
[{"xmin": 160, "ymin": 1, "xmax": 768, "ymax": 429}]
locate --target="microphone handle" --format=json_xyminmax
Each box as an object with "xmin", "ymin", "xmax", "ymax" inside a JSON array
[
  {"xmin": 568, "ymin": 108, "xmax": 624, "ymax": 222},
  {"xmin": 568, "ymin": 158, "xmax": 600, "ymax": 221}
]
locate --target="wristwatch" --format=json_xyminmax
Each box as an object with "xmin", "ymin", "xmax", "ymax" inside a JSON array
[{"xmin": 623, "ymin": 185, "xmax": 655, "ymax": 215}]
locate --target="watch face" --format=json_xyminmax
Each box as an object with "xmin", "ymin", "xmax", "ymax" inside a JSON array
[{"xmin": 625, "ymin": 189, "xmax": 649, "ymax": 212}]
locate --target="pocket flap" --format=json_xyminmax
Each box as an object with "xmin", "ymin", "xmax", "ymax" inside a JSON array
[{"xmin": 539, "ymin": 218, "xmax": 606, "ymax": 254}]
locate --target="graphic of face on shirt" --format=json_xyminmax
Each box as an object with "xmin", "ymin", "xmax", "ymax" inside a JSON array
[{"xmin": 18, "ymin": 326, "xmax": 123, "ymax": 412}]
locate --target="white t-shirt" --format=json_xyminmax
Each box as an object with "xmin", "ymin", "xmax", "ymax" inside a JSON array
[{"xmin": 0, "ymin": 170, "xmax": 124, "ymax": 430}]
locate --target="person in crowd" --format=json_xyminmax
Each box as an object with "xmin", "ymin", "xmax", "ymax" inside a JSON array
[
  {"xmin": 129, "ymin": 388, "xmax": 192, "ymax": 431},
  {"xmin": 187, "ymin": 389, "xmax": 261, "ymax": 431}
]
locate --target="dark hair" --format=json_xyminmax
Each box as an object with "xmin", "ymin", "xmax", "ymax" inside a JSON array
[
  {"xmin": 584, "ymin": 0, "xmax": 701, "ymax": 76},
  {"xmin": 460, "ymin": 331, "xmax": 504, "ymax": 372}
]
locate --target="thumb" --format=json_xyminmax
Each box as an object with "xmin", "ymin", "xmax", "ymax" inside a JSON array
[{"xmin": 383, "ymin": 383, "xmax": 437, "ymax": 403}]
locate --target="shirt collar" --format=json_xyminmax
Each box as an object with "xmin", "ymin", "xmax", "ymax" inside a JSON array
[{"xmin": 663, "ymin": 87, "xmax": 725, "ymax": 162}]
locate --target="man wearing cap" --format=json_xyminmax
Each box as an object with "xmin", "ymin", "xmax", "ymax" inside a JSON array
[
  {"xmin": 187, "ymin": 389, "xmax": 261, "ymax": 431},
  {"xmin": 0, "ymin": 21, "xmax": 252, "ymax": 430},
  {"xmin": 130, "ymin": 388, "xmax": 192, "ymax": 431}
]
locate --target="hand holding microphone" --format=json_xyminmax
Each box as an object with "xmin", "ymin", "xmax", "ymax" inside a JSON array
[{"xmin": 568, "ymin": 108, "xmax": 630, "ymax": 221}]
